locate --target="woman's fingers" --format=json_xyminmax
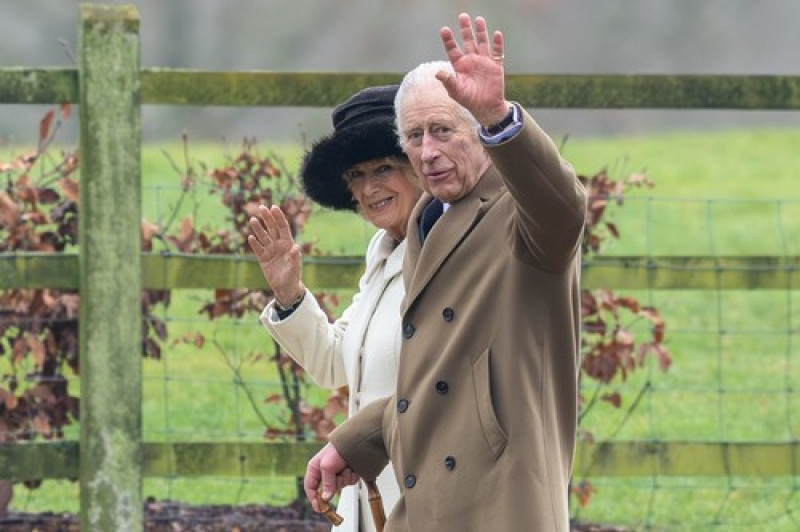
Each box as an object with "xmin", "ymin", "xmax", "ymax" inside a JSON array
[{"xmin": 270, "ymin": 205, "xmax": 294, "ymax": 243}]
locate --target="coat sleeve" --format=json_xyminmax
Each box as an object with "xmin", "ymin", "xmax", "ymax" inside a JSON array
[
  {"xmin": 259, "ymin": 231, "xmax": 389, "ymax": 389},
  {"xmin": 328, "ymin": 397, "xmax": 391, "ymax": 481},
  {"xmin": 259, "ymin": 287, "xmax": 353, "ymax": 389},
  {"xmin": 485, "ymin": 105, "xmax": 587, "ymax": 272}
]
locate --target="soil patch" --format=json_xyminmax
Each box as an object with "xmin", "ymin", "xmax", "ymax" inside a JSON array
[{"xmin": 1, "ymin": 501, "xmax": 630, "ymax": 531}]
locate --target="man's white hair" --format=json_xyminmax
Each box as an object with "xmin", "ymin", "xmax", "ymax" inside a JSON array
[{"xmin": 394, "ymin": 61, "xmax": 479, "ymax": 148}]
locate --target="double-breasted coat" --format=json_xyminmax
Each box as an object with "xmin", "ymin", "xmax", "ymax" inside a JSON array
[
  {"xmin": 262, "ymin": 229, "xmax": 405, "ymax": 532},
  {"xmin": 329, "ymin": 107, "xmax": 587, "ymax": 531}
]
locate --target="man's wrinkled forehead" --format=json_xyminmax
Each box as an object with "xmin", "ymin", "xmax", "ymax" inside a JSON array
[{"xmin": 399, "ymin": 86, "xmax": 461, "ymax": 128}]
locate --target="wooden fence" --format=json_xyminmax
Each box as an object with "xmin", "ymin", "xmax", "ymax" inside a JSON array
[{"xmin": 1, "ymin": 4, "xmax": 799, "ymax": 530}]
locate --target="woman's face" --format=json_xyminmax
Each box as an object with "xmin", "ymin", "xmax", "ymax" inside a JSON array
[{"xmin": 343, "ymin": 157, "xmax": 421, "ymax": 241}]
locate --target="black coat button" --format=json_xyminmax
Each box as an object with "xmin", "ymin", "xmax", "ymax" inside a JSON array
[
  {"xmin": 403, "ymin": 323, "xmax": 415, "ymax": 339},
  {"xmin": 435, "ymin": 380, "xmax": 449, "ymax": 394},
  {"xmin": 442, "ymin": 307, "xmax": 455, "ymax": 322},
  {"xmin": 404, "ymin": 474, "xmax": 417, "ymax": 488},
  {"xmin": 444, "ymin": 456, "xmax": 456, "ymax": 471},
  {"xmin": 397, "ymin": 398, "xmax": 409, "ymax": 413}
]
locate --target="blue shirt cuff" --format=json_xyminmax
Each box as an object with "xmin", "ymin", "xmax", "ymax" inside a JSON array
[{"xmin": 479, "ymin": 103, "xmax": 523, "ymax": 145}]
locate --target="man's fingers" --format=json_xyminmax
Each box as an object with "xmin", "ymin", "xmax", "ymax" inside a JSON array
[
  {"xmin": 338, "ymin": 468, "xmax": 360, "ymax": 490},
  {"xmin": 320, "ymin": 465, "xmax": 338, "ymax": 501},
  {"xmin": 439, "ymin": 26, "xmax": 462, "ymax": 64},
  {"xmin": 474, "ymin": 16, "xmax": 491, "ymax": 55},
  {"xmin": 436, "ymin": 25, "xmax": 458, "ymax": 92},
  {"xmin": 491, "ymin": 31, "xmax": 504, "ymax": 60},
  {"xmin": 319, "ymin": 444, "xmax": 350, "ymax": 500},
  {"xmin": 304, "ymin": 456, "xmax": 322, "ymax": 513},
  {"xmin": 458, "ymin": 12, "xmax": 477, "ymax": 54}
]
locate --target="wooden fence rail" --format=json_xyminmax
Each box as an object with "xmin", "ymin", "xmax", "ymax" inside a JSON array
[
  {"xmin": 1, "ymin": 253, "xmax": 798, "ymax": 291},
  {"xmin": 1, "ymin": 4, "xmax": 799, "ymax": 530},
  {"xmin": 4, "ymin": 68, "xmax": 800, "ymax": 109},
  {"xmin": 4, "ymin": 440, "xmax": 800, "ymax": 484}
]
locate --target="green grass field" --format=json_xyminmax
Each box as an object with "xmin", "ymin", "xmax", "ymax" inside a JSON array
[{"xmin": 8, "ymin": 126, "xmax": 800, "ymax": 531}]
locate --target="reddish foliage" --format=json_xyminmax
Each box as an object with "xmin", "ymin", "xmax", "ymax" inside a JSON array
[
  {"xmin": 0, "ymin": 112, "xmax": 344, "ymax": 506},
  {"xmin": 572, "ymin": 480, "xmax": 598, "ymax": 508},
  {"xmin": 0, "ymin": 113, "xmax": 83, "ymax": 446},
  {"xmin": 573, "ymin": 168, "xmax": 671, "ymax": 507},
  {"xmin": 154, "ymin": 136, "xmax": 343, "ymax": 443}
]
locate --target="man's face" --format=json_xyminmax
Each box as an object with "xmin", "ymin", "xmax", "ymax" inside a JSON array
[{"xmin": 399, "ymin": 85, "xmax": 489, "ymax": 203}]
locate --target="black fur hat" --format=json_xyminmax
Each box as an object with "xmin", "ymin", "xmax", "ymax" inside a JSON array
[{"xmin": 300, "ymin": 85, "xmax": 406, "ymax": 211}]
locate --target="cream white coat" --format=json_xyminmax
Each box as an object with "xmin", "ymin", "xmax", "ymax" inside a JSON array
[{"xmin": 261, "ymin": 229, "xmax": 405, "ymax": 532}]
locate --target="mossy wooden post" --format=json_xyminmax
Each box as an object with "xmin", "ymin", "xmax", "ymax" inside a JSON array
[{"xmin": 78, "ymin": 4, "xmax": 142, "ymax": 530}]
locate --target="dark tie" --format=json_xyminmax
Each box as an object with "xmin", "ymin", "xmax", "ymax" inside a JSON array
[{"xmin": 419, "ymin": 198, "xmax": 444, "ymax": 242}]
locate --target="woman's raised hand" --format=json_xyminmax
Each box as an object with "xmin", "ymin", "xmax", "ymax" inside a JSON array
[{"xmin": 247, "ymin": 205, "xmax": 305, "ymax": 306}]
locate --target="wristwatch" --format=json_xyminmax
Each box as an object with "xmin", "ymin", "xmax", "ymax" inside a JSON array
[
  {"xmin": 275, "ymin": 291, "xmax": 305, "ymax": 312},
  {"xmin": 485, "ymin": 105, "xmax": 516, "ymax": 135}
]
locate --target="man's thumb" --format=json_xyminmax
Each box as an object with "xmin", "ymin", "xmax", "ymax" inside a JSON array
[{"xmin": 435, "ymin": 69, "xmax": 454, "ymax": 87}]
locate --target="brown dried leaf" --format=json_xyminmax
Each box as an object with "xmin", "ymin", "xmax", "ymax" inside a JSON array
[
  {"xmin": 151, "ymin": 317, "xmax": 168, "ymax": 341},
  {"xmin": 141, "ymin": 220, "xmax": 160, "ymax": 252},
  {"xmin": 12, "ymin": 337, "xmax": 27, "ymax": 364},
  {"xmin": 58, "ymin": 177, "xmax": 80, "ymax": 202},
  {"xmin": 655, "ymin": 344, "xmax": 672, "ymax": 372},
  {"xmin": 616, "ymin": 296, "xmax": 641, "ymax": 313},
  {"xmin": 29, "ymin": 335, "xmax": 45, "ymax": 367},
  {"xmin": 25, "ymin": 213, "xmax": 49, "ymax": 228},
  {"xmin": 39, "ymin": 110, "xmax": 55, "ymax": 144},
  {"xmin": 583, "ymin": 318, "xmax": 606, "ymax": 335},
  {"xmin": 600, "ymin": 391, "xmax": 622, "ymax": 408},
  {"xmin": 627, "ymin": 171, "xmax": 653, "ymax": 188},
  {"xmin": 33, "ymin": 412, "xmax": 52, "ymax": 438},
  {"xmin": 66, "ymin": 396, "xmax": 80, "ymax": 421},
  {"xmin": 144, "ymin": 337, "xmax": 162, "ymax": 360},
  {"xmin": 177, "ymin": 216, "xmax": 195, "ymax": 252},
  {"xmin": 0, "ymin": 191, "xmax": 19, "ymax": 228},
  {"xmin": 60, "ymin": 294, "xmax": 80, "ymax": 318},
  {"xmin": 36, "ymin": 188, "xmax": 60, "ymax": 205},
  {"xmin": 1, "ymin": 389, "xmax": 18, "ymax": 410},
  {"xmin": 264, "ymin": 393, "xmax": 283, "ymax": 404},
  {"xmin": 28, "ymin": 384, "xmax": 56, "ymax": 405},
  {"xmin": 571, "ymin": 480, "xmax": 597, "ymax": 508}
]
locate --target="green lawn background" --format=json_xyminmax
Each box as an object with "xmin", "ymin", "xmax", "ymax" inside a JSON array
[{"xmin": 8, "ymin": 126, "xmax": 800, "ymax": 531}]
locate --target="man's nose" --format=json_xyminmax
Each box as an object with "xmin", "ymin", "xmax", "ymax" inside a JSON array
[{"xmin": 420, "ymin": 133, "xmax": 440, "ymax": 163}]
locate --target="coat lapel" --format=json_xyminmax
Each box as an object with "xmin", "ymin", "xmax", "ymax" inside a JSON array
[
  {"xmin": 403, "ymin": 168, "xmax": 506, "ymax": 313},
  {"xmin": 342, "ymin": 232, "xmax": 404, "ymax": 396}
]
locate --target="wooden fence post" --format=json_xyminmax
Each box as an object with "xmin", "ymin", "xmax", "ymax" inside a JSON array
[{"xmin": 78, "ymin": 4, "xmax": 142, "ymax": 530}]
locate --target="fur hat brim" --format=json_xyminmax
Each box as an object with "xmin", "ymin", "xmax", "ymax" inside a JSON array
[{"xmin": 300, "ymin": 118, "xmax": 407, "ymax": 212}]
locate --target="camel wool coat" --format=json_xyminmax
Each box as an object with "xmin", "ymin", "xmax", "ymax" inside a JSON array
[{"xmin": 329, "ymin": 107, "xmax": 587, "ymax": 532}]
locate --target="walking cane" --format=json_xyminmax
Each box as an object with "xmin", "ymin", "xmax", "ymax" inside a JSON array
[
  {"xmin": 317, "ymin": 479, "xmax": 386, "ymax": 532},
  {"xmin": 365, "ymin": 479, "xmax": 386, "ymax": 532}
]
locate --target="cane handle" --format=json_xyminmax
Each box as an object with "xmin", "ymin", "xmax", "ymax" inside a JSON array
[{"xmin": 317, "ymin": 495, "xmax": 344, "ymax": 526}]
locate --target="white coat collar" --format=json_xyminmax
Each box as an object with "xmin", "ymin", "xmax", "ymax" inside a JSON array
[{"xmin": 363, "ymin": 229, "xmax": 405, "ymax": 284}]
